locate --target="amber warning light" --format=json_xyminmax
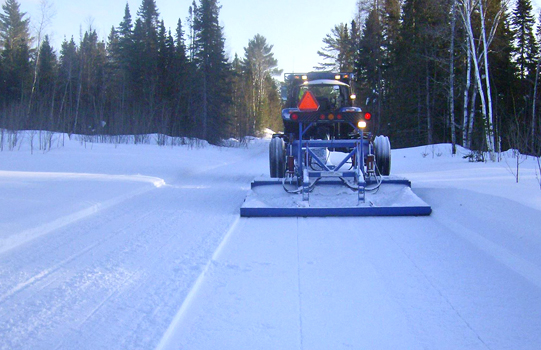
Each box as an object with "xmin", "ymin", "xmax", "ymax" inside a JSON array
[{"xmin": 298, "ymin": 91, "xmax": 320, "ymax": 112}]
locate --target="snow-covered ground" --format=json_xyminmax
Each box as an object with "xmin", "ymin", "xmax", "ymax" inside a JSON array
[{"xmin": 1, "ymin": 133, "xmax": 540, "ymax": 350}]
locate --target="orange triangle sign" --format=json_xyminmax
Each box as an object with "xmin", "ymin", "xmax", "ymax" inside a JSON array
[{"xmin": 298, "ymin": 91, "xmax": 320, "ymax": 111}]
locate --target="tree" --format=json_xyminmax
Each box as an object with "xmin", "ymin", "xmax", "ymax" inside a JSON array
[
  {"xmin": 512, "ymin": 0, "xmax": 537, "ymax": 81},
  {"xmin": 169, "ymin": 18, "xmax": 191, "ymax": 135},
  {"xmin": 316, "ymin": 23, "xmax": 356, "ymax": 72},
  {"xmin": 28, "ymin": 0, "xmax": 55, "ymax": 124},
  {"xmin": 0, "ymin": 0, "xmax": 31, "ymax": 112},
  {"xmin": 357, "ymin": 6, "xmax": 382, "ymax": 132},
  {"xmin": 192, "ymin": 0, "xmax": 230, "ymax": 142},
  {"xmin": 242, "ymin": 34, "xmax": 281, "ymax": 134},
  {"xmin": 57, "ymin": 37, "xmax": 78, "ymax": 132},
  {"xmin": 388, "ymin": 0, "xmax": 451, "ymax": 146},
  {"xmin": 459, "ymin": 0, "xmax": 509, "ymax": 159},
  {"xmin": 511, "ymin": 0, "xmax": 538, "ymax": 153},
  {"xmin": 134, "ymin": 0, "xmax": 160, "ymax": 130},
  {"xmin": 34, "ymin": 35, "xmax": 57, "ymax": 129}
]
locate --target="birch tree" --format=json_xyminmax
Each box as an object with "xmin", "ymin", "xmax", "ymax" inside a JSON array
[{"xmin": 458, "ymin": 0, "xmax": 507, "ymax": 160}]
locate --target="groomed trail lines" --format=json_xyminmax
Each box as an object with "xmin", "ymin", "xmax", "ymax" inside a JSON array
[
  {"xmin": 155, "ymin": 217, "xmax": 241, "ymax": 350},
  {"xmin": 435, "ymin": 214, "xmax": 541, "ymax": 290},
  {"xmin": 0, "ymin": 171, "xmax": 166, "ymax": 254},
  {"xmin": 0, "ymin": 208, "xmax": 158, "ymax": 307}
]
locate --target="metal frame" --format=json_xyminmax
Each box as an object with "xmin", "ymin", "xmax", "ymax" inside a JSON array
[{"xmin": 289, "ymin": 121, "xmax": 369, "ymax": 203}]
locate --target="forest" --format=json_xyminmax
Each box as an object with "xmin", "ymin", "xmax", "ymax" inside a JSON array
[{"xmin": 0, "ymin": 0, "xmax": 540, "ymax": 158}]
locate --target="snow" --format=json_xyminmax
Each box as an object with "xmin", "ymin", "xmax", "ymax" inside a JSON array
[{"xmin": 1, "ymin": 134, "xmax": 541, "ymax": 349}]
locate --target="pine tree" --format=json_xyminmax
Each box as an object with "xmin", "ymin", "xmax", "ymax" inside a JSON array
[
  {"xmin": 393, "ymin": 0, "xmax": 451, "ymax": 146},
  {"xmin": 192, "ymin": 0, "xmax": 230, "ymax": 142},
  {"xmin": 169, "ymin": 18, "xmax": 191, "ymax": 135},
  {"xmin": 35, "ymin": 35, "xmax": 57, "ymax": 129},
  {"xmin": 511, "ymin": 0, "xmax": 538, "ymax": 152},
  {"xmin": 133, "ymin": 0, "xmax": 160, "ymax": 131},
  {"xmin": 242, "ymin": 34, "xmax": 281, "ymax": 134},
  {"xmin": 316, "ymin": 23, "xmax": 355, "ymax": 72},
  {"xmin": 0, "ymin": 0, "xmax": 31, "ymax": 111},
  {"xmin": 512, "ymin": 0, "xmax": 538, "ymax": 81},
  {"xmin": 488, "ymin": 2, "xmax": 517, "ymax": 152},
  {"xmin": 57, "ymin": 37, "xmax": 78, "ymax": 132},
  {"xmin": 356, "ymin": 7, "xmax": 382, "ymax": 132}
]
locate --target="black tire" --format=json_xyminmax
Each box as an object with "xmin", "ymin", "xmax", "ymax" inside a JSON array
[
  {"xmin": 374, "ymin": 135, "xmax": 391, "ymax": 176},
  {"xmin": 269, "ymin": 136, "xmax": 285, "ymax": 178}
]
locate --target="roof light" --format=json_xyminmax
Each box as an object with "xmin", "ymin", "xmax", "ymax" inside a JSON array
[
  {"xmin": 302, "ymin": 75, "xmax": 308, "ymax": 80},
  {"xmin": 358, "ymin": 121, "xmax": 367, "ymax": 129},
  {"xmin": 298, "ymin": 91, "xmax": 320, "ymax": 111},
  {"xmin": 350, "ymin": 94, "xmax": 356, "ymax": 100},
  {"xmin": 335, "ymin": 75, "xmax": 341, "ymax": 80}
]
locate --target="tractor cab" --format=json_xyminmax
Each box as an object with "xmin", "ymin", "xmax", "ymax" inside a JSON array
[{"xmin": 281, "ymin": 73, "xmax": 371, "ymax": 139}]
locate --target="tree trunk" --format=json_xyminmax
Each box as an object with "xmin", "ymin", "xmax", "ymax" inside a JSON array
[
  {"xmin": 449, "ymin": 0, "xmax": 457, "ymax": 154},
  {"xmin": 533, "ymin": 56, "xmax": 540, "ymax": 153},
  {"xmin": 463, "ymin": 34, "xmax": 472, "ymax": 149},
  {"xmin": 479, "ymin": 0, "xmax": 496, "ymax": 159},
  {"xmin": 426, "ymin": 62, "xmax": 433, "ymax": 145}
]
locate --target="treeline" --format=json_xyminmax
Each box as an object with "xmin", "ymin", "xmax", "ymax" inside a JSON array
[
  {"xmin": 4, "ymin": 0, "xmax": 541, "ymax": 155},
  {"xmin": 319, "ymin": 0, "xmax": 541, "ymax": 157},
  {"xmin": 0, "ymin": 0, "xmax": 282, "ymax": 145}
]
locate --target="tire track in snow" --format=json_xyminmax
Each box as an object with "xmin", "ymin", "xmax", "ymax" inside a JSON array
[
  {"xmin": 382, "ymin": 226, "xmax": 492, "ymax": 349},
  {"xmin": 296, "ymin": 218, "xmax": 305, "ymax": 350},
  {"xmin": 0, "ymin": 207, "xmax": 158, "ymax": 306},
  {"xmin": 154, "ymin": 216, "xmax": 241, "ymax": 350},
  {"xmin": 434, "ymin": 214, "xmax": 541, "ymax": 290},
  {"xmin": 0, "ymin": 181, "xmax": 164, "ymax": 255}
]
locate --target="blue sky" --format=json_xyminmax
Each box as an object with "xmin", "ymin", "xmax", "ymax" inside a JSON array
[
  {"xmin": 17, "ymin": 0, "xmax": 358, "ymax": 76},
  {"xmin": 15, "ymin": 0, "xmax": 541, "ymax": 78}
]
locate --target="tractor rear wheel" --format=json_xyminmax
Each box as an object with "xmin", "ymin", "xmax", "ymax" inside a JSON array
[
  {"xmin": 269, "ymin": 136, "xmax": 285, "ymax": 178},
  {"xmin": 374, "ymin": 135, "xmax": 391, "ymax": 176}
]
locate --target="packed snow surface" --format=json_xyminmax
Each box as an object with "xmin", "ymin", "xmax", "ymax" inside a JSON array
[{"xmin": 1, "ymin": 133, "xmax": 541, "ymax": 349}]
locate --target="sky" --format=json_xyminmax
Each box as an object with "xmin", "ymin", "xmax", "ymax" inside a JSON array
[
  {"xmin": 15, "ymin": 0, "xmax": 541, "ymax": 79},
  {"xmin": 17, "ymin": 0, "xmax": 359, "ymax": 77}
]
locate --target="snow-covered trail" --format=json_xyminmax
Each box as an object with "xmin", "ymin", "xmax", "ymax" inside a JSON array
[
  {"xmin": 155, "ymin": 147, "xmax": 541, "ymax": 350},
  {"xmin": 0, "ymin": 138, "xmax": 268, "ymax": 350},
  {"xmin": 1, "ymin": 137, "xmax": 541, "ymax": 350},
  {"xmin": 157, "ymin": 207, "xmax": 541, "ymax": 350}
]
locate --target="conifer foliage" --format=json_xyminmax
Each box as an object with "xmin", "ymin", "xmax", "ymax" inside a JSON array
[
  {"xmin": 0, "ymin": 0, "xmax": 281, "ymax": 144},
  {"xmin": 329, "ymin": 0, "xmax": 541, "ymax": 156}
]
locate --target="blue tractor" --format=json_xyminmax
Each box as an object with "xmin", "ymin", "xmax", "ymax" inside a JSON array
[{"xmin": 241, "ymin": 72, "xmax": 431, "ymax": 217}]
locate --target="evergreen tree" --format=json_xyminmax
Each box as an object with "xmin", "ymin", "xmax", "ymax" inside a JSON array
[
  {"xmin": 77, "ymin": 29, "xmax": 107, "ymax": 133},
  {"xmin": 393, "ymin": 0, "xmax": 451, "ymax": 146},
  {"xmin": 117, "ymin": 3, "xmax": 134, "ymax": 116},
  {"xmin": 242, "ymin": 34, "xmax": 281, "ymax": 134},
  {"xmin": 192, "ymin": 0, "xmax": 230, "ymax": 142},
  {"xmin": 510, "ymin": 0, "xmax": 538, "ymax": 152},
  {"xmin": 488, "ymin": 2, "xmax": 517, "ymax": 152},
  {"xmin": 35, "ymin": 35, "xmax": 57, "ymax": 129},
  {"xmin": 170, "ymin": 18, "xmax": 191, "ymax": 135},
  {"xmin": 355, "ymin": 0, "xmax": 400, "ymax": 137},
  {"xmin": 356, "ymin": 7, "xmax": 382, "ymax": 132},
  {"xmin": 512, "ymin": 0, "xmax": 538, "ymax": 81},
  {"xmin": 0, "ymin": 0, "xmax": 31, "ymax": 111},
  {"xmin": 134, "ymin": 0, "xmax": 160, "ymax": 131},
  {"xmin": 316, "ymin": 23, "xmax": 355, "ymax": 72}
]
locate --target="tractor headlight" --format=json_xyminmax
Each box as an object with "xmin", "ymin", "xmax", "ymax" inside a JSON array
[{"xmin": 358, "ymin": 121, "xmax": 367, "ymax": 129}]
